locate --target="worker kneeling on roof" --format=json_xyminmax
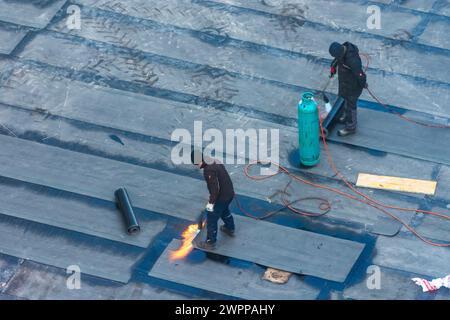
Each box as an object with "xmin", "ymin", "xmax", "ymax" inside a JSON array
[
  {"xmin": 191, "ymin": 149, "xmax": 235, "ymax": 250},
  {"xmin": 329, "ymin": 42, "xmax": 368, "ymax": 137}
]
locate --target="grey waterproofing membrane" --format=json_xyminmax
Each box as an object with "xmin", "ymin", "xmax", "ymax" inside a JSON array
[
  {"xmin": 373, "ymin": 233, "xmax": 450, "ymax": 278},
  {"xmin": 0, "ymin": 177, "xmax": 167, "ymax": 248},
  {"xmin": 0, "ymin": 104, "xmax": 421, "ymax": 236},
  {"xmin": 396, "ymin": 0, "xmax": 437, "ymax": 12},
  {"xmin": 51, "ymin": 3, "xmax": 450, "ymax": 85},
  {"xmin": 193, "ymin": 215, "xmax": 365, "ymax": 282},
  {"xmin": 18, "ymin": 32, "xmax": 312, "ymax": 121},
  {"xmin": 328, "ymin": 107, "xmax": 450, "ymax": 166},
  {"xmin": 0, "ymin": 254, "xmax": 20, "ymax": 286},
  {"xmin": 0, "ymin": 98, "xmax": 438, "ymax": 189},
  {"xmin": 205, "ymin": 0, "xmax": 433, "ymax": 38},
  {"xmin": 227, "ymin": 169, "xmax": 418, "ymax": 236},
  {"xmin": 440, "ymin": 2, "xmax": 450, "ymax": 17},
  {"xmin": 342, "ymin": 265, "xmax": 432, "ymax": 300},
  {"xmin": 395, "ymin": 0, "xmax": 448, "ymax": 13},
  {"xmin": 0, "ymin": 60, "xmax": 427, "ymax": 235},
  {"xmin": 0, "ymin": 129, "xmax": 416, "ymax": 236},
  {"xmin": 0, "ymin": 214, "xmax": 144, "ymax": 283},
  {"xmin": 435, "ymin": 166, "xmax": 450, "ymax": 201},
  {"xmin": 48, "ymin": 8, "xmax": 450, "ymax": 117},
  {"xmin": 77, "ymin": 0, "xmax": 421, "ymax": 47},
  {"xmin": 0, "ymin": 0, "xmax": 448, "ymax": 300},
  {"xmin": 149, "ymin": 240, "xmax": 321, "ymax": 299},
  {"xmin": 0, "ymin": 59, "xmax": 445, "ymax": 175},
  {"xmin": 418, "ymin": 19, "xmax": 450, "ymax": 50},
  {"xmin": 0, "ymin": 24, "xmax": 28, "ymax": 54},
  {"xmin": 371, "ymin": 0, "xmax": 450, "ymax": 17},
  {"xmin": 0, "ymin": 0, "xmax": 66, "ymax": 28},
  {"xmin": 412, "ymin": 207, "xmax": 450, "ymax": 243},
  {"xmin": 3, "ymin": 260, "xmax": 193, "ymax": 300}
]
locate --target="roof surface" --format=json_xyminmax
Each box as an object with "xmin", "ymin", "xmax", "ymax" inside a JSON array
[{"xmin": 0, "ymin": 0, "xmax": 449, "ymax": 300}]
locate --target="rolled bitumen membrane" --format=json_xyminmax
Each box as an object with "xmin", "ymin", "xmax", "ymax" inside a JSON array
[{"xmin": 115, "ymin": 187, "xmax": 140, "ymax": 235}]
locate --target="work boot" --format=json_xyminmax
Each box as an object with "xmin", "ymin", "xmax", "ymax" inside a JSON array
[
  {"xmin": 196, "ymin": 239, "xmax": 216, "ymax": 250},
  {"xmin": 337, "ymin": 128, "xmax": 356, "ymax": 137},
  {"xmin": 220, "ymin": 225, "xmax": 235, "ymax": 237}
]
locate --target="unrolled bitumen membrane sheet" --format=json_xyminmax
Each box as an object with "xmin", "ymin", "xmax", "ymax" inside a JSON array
[
  {"xmin": 414, "ymin": 206, "xmax": 450, "ymax": 243},
  {"xmin": 192, "ymin": 0, "xmax": 421, "ymax": 40},
  {"xmin": 0, "ymin": 132, "xmax": 416, "ymax": 236},
  {"xmin": 0, "ymin": 24, "xmax": 27, "ymax": 54},
  {"xmin": 149, "ymin": 239, "xmax": 320, "ymax": 300},
  {"xmin": 0, "ymin": 77, "xmax": 421, "ymax": 236},
  {"xmin": 342, "ymin": 265, "xmax": 427, "ymax": 300},
  {"xmin": 0, "ymin": 214, "xmax": 144, "ymax": 283},
  {"xmin": 69, "ymin": 0, "xmax": 450, "ymax": 117},
  {"xmin": 0, "ymin": 0, "xmax": 66, "ymax": 28},
  {"xmin": 7, "ymin": 37, "xmax": 450, "ymax": 167},
  {"xmin": 51, "ymin": 7, "xmax": 448, "ymax": 89},
  {"xmin": 4, "ymin": 260, "xmax": 192, "ymax": 300},
  {"xmin": 435, "ymin": 166, "xmax": 450, "ymax": 201},
  {"xmin": 418, "ymin": 19, "xmax": 450, "ymax": 50},
  {"xmin": 328, "ymin": 107, "xmax": 450, "ymax": 166},
  {"xmin": 0, "ymin": 134, "xmax": 207, "ymax": 222},
  {"xmin": 0, "ymin": 0, "xmax": 447, "ymax": 301},
  {"xmin": 0, "ymin": 176, "xmax": 166, "ymax": 248},
  {"xmin": 193, "ymin": 215, "xmax": 366, "ymax": 282},
  {"xmin": 373, "ymin": 234, "xmax": 450, "ymax": 279},
  {"xmin": 0, "ymin": 92, "xmax": 438, "ymax": 191}
]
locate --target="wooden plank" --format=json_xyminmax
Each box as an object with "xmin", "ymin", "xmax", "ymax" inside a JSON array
[{"xmin": 356, "ymin": 173, "xmax": 437, "ymax": 195}]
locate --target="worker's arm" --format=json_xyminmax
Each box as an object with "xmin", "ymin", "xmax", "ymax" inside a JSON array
[
  {"xmin": 204, "ymin": 168, "xmax": 219, "ymax": 205},
  {"xmin": 347, "ymin": 56, "xmax": 367, "ymax": 88}
]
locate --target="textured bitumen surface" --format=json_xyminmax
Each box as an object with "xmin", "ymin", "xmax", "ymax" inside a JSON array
[{"xmin": 0, "ymin": 0, "xmax": 449, "ymax": 300}]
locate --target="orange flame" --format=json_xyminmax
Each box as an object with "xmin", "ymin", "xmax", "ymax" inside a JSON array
[{"xmin": 169, "ymin": 223, "xmax": 201, "ymax": 261}]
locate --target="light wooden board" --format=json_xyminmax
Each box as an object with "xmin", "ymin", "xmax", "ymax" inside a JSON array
[{"xmin": 356, "ymin": 173, "xmax": 437, "ymax": 195}]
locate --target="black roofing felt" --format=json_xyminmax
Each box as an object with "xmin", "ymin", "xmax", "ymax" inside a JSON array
[
  {"xmin": 0, "ymin": 0, "xmax": 448, "ymax": 300},
  {"xmin": 0, "ymin": 0, "xmax": 66, "ymax": 28},
  {"xmin": 0, "ymin": 214, "xmax": 144, "ymax": 283},
  {"xmin": 150, "ymin": 240, "xmax": 321, "ymax": 300},
  {"xmin": 0, "ymin": 24, "xmax": 28, "ymax": 55},
  {"xmin": 328, "ymin": 107, "xmax": 450, "ymax": 166},
  {"xmin": 192, "ymin": 215, "xmax": 365, "ymax": 282}
]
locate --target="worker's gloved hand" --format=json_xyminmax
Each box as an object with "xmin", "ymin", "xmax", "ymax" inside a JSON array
[
  {"xmin": 330, "ymin": 66, "xmax": 336, "ymax": 78},
  {"xmin": 205, "ymin": 203, "xmax": 214, "ymax": 212}
]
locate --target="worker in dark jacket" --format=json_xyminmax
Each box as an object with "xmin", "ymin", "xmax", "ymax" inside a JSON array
[
  {"xmin": 191, "ymin": 150, "xmax": 235, "ymax": 250},
  {"xmin": 329, "ymin": 42, "xmax": 368, "ymax": 136}
]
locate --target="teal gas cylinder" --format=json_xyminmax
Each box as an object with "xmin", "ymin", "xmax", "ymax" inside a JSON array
[{"xmin": 298, "ymin": 92, "xmax": 320, "ymax": 166}]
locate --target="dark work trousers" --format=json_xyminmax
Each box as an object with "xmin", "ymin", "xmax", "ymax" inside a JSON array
[
  {"xmin": 343, "ymin": 95, "xmax": 359, "ymax": 131},
  {"xmin": 206, "ymin": 199, "xmax": 235, "ymax": 243}
]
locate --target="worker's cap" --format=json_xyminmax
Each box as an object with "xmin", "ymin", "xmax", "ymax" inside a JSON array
[
  {"xmin": 329, "ymin": 42, "xmax": 345, "ymax": 59},
  {"xmin": 190, "ymin": 148, "xmax": 204, "ymax": 165}
]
